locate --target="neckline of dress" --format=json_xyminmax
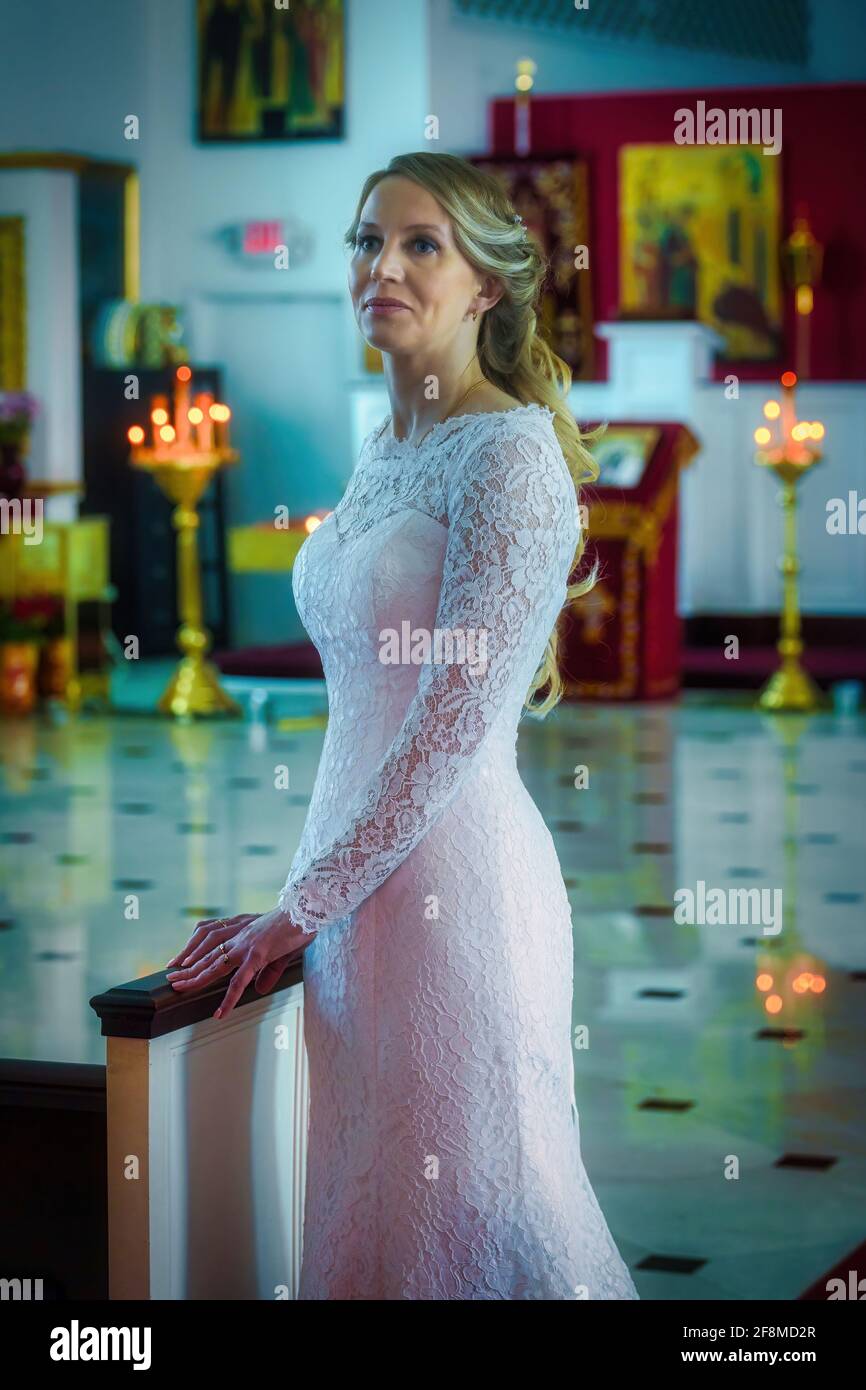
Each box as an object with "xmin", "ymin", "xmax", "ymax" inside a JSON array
[{"xmin": 373, "ymin": 401, "xmax": 555, "ymax": 455}]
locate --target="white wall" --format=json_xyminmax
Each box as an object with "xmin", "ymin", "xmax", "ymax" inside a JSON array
[
  {"xmin": 0, "ymin": 1, "xmax": 148, "ymax": 156},
  {"xmin": 678, "ymin": 383, "xmax": 866, "ymax": 616}
]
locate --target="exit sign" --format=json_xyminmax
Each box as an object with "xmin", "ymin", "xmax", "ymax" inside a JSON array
[{"xmin": 241, "ymin": 220, "xmax": 285, "ymax": 256}]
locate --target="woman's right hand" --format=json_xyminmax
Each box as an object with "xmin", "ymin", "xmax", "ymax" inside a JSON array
[
  {"xmin": 165, "ymin": 912, "xmax": 259, "ymax": 971},
  {"xmin": 166, "ymin": 906, "xmax": 315, "ymax": 1018}
]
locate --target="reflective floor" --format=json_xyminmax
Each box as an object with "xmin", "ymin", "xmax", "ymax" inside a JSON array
[{"xmin": 1, "ymin": 673, "xmax": 864, "ymax": 1300}]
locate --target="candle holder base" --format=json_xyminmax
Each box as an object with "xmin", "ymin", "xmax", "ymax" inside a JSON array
[
  {"xmin": 757, "ymin": 657, "xmax": 824, "ymax": 713},
  {"xmin": 158, "ymin": 654, "xmax": 242, "ymax": 719}
]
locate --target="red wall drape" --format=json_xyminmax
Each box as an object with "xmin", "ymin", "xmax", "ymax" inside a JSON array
[{"xmin": 490, "ymin": 84, "xmax": 866, "ymax": 382}]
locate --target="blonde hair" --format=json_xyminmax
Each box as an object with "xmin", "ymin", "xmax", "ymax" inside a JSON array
[{"xmin": 345, "ymin": 151, "xmax": 598, "ymax": 718}]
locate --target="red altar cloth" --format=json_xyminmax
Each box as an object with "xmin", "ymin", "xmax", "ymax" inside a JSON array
[{"xmin": 559, "ymin": 421, "xmax": 700, "ymax": 702}]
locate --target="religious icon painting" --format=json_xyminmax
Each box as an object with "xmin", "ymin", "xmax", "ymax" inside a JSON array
[
  {"xmin": 470, "ymin": 155, "xmax": 595, "ymax": 380},
  {"xmin": 619, "ymin": 144, "xmax": 782, "ymax": 361},
  {"xmin": 197, "ymin": 0, "xmax": 345, "ymax": 143}
]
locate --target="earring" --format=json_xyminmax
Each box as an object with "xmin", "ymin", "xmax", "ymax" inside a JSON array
[{"xmin": 472, "ymin": 310, "xmax": 478, "ymax": 322}]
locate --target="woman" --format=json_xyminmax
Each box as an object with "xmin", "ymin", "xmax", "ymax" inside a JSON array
[{"xmin": 167, "ymin": 152, "xmax": 638, "ymax": 1302}]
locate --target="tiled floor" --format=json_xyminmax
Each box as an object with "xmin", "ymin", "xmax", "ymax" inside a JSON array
[{"xmin": 1, "ymin": 671, "xmax": 864, "ymax": 1299}]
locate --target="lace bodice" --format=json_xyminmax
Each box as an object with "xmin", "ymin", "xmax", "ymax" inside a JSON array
[{"xmin": 277, "ymin": 402, "xmax": 581, "ymax": 933}]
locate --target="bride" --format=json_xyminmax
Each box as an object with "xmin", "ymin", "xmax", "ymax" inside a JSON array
[{"xmin": 167, "ymin": 151, "xmax": 639, "ymax": 1301}]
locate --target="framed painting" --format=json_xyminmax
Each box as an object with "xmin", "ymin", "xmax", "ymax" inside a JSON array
[
  {"xmin": 470, "ymin": 155, "xmax": 595, "ymax": 380},
  {"xmin": 197, "ymin": 0, "xmax": 345, "ymax": 143},
  {"xmin": 0, "ymin": 216, "xmax": 25, "ymax": 391},
  {"xmin": 619, "ymin": 144, "xmax": 782, "ymax": 360}
]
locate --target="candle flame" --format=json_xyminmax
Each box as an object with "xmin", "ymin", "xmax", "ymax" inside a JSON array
[{"xmin": 126, "ymin": 369, "xmax": 234, "ymax": 459}]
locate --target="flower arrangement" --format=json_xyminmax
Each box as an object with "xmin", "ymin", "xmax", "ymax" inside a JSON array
[{"xmin": 0, "ymin": 391, "xmax": 39, "ymax": 444}]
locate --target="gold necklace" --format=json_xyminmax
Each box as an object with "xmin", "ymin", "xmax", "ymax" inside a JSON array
[{"xmin": 392, "ymin": 372, "xmax": 487, "ymax": 448}]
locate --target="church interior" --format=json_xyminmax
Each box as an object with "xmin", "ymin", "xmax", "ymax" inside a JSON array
[{"xmin": 1, "ymin": 0, "xmax": 865, "ymax": 1321}]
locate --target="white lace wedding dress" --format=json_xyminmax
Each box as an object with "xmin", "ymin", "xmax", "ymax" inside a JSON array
[{"xmin": 278, "ymin": 402, "xmax": 638, "ymax": 1300}]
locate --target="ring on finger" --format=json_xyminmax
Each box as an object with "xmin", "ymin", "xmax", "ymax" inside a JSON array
[{"xmin": 218, "ymin": 940, "xmax": 232, "ymax": 966}]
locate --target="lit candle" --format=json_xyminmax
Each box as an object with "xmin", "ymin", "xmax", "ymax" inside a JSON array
[
  {"xmin": 188, "ymin": 406, "xmax": 204, "ymax": 448},
  {"xmin": 210, "ymin": 403, "xmax": 231, "ymax": 450},
  {"xmin": 175, "ymin": 365, "xmax": 192, "ymax": 447},
  {"xmin": 150, "ymin": 394, "xmax": 169, "ymax": 450},
  {"xmin": 780, "ymin": 371, "xmax": 797, "ymax": 447},
  {"xmin": 194, "ymin": 392, "xmax": 214, "ymax": 450}
]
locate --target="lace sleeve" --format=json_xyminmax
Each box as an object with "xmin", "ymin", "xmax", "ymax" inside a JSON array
[{"xmin": 277, "ymin": 423, "xmax": 578, "ymax": 933}]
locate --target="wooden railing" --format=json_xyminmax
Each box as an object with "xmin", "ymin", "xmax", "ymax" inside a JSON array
[{"xmin": 90, "ymin": 958, "xmax": 308, "ymax": 1300}]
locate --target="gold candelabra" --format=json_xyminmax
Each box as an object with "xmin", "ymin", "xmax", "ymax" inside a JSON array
[
  {"xmin": 128, "ymin": 366, "xmax": 241, "ymax": 718},
  {"xmin": 753, "ymin": 371, "xmax": 825, "ymax": 713}
]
